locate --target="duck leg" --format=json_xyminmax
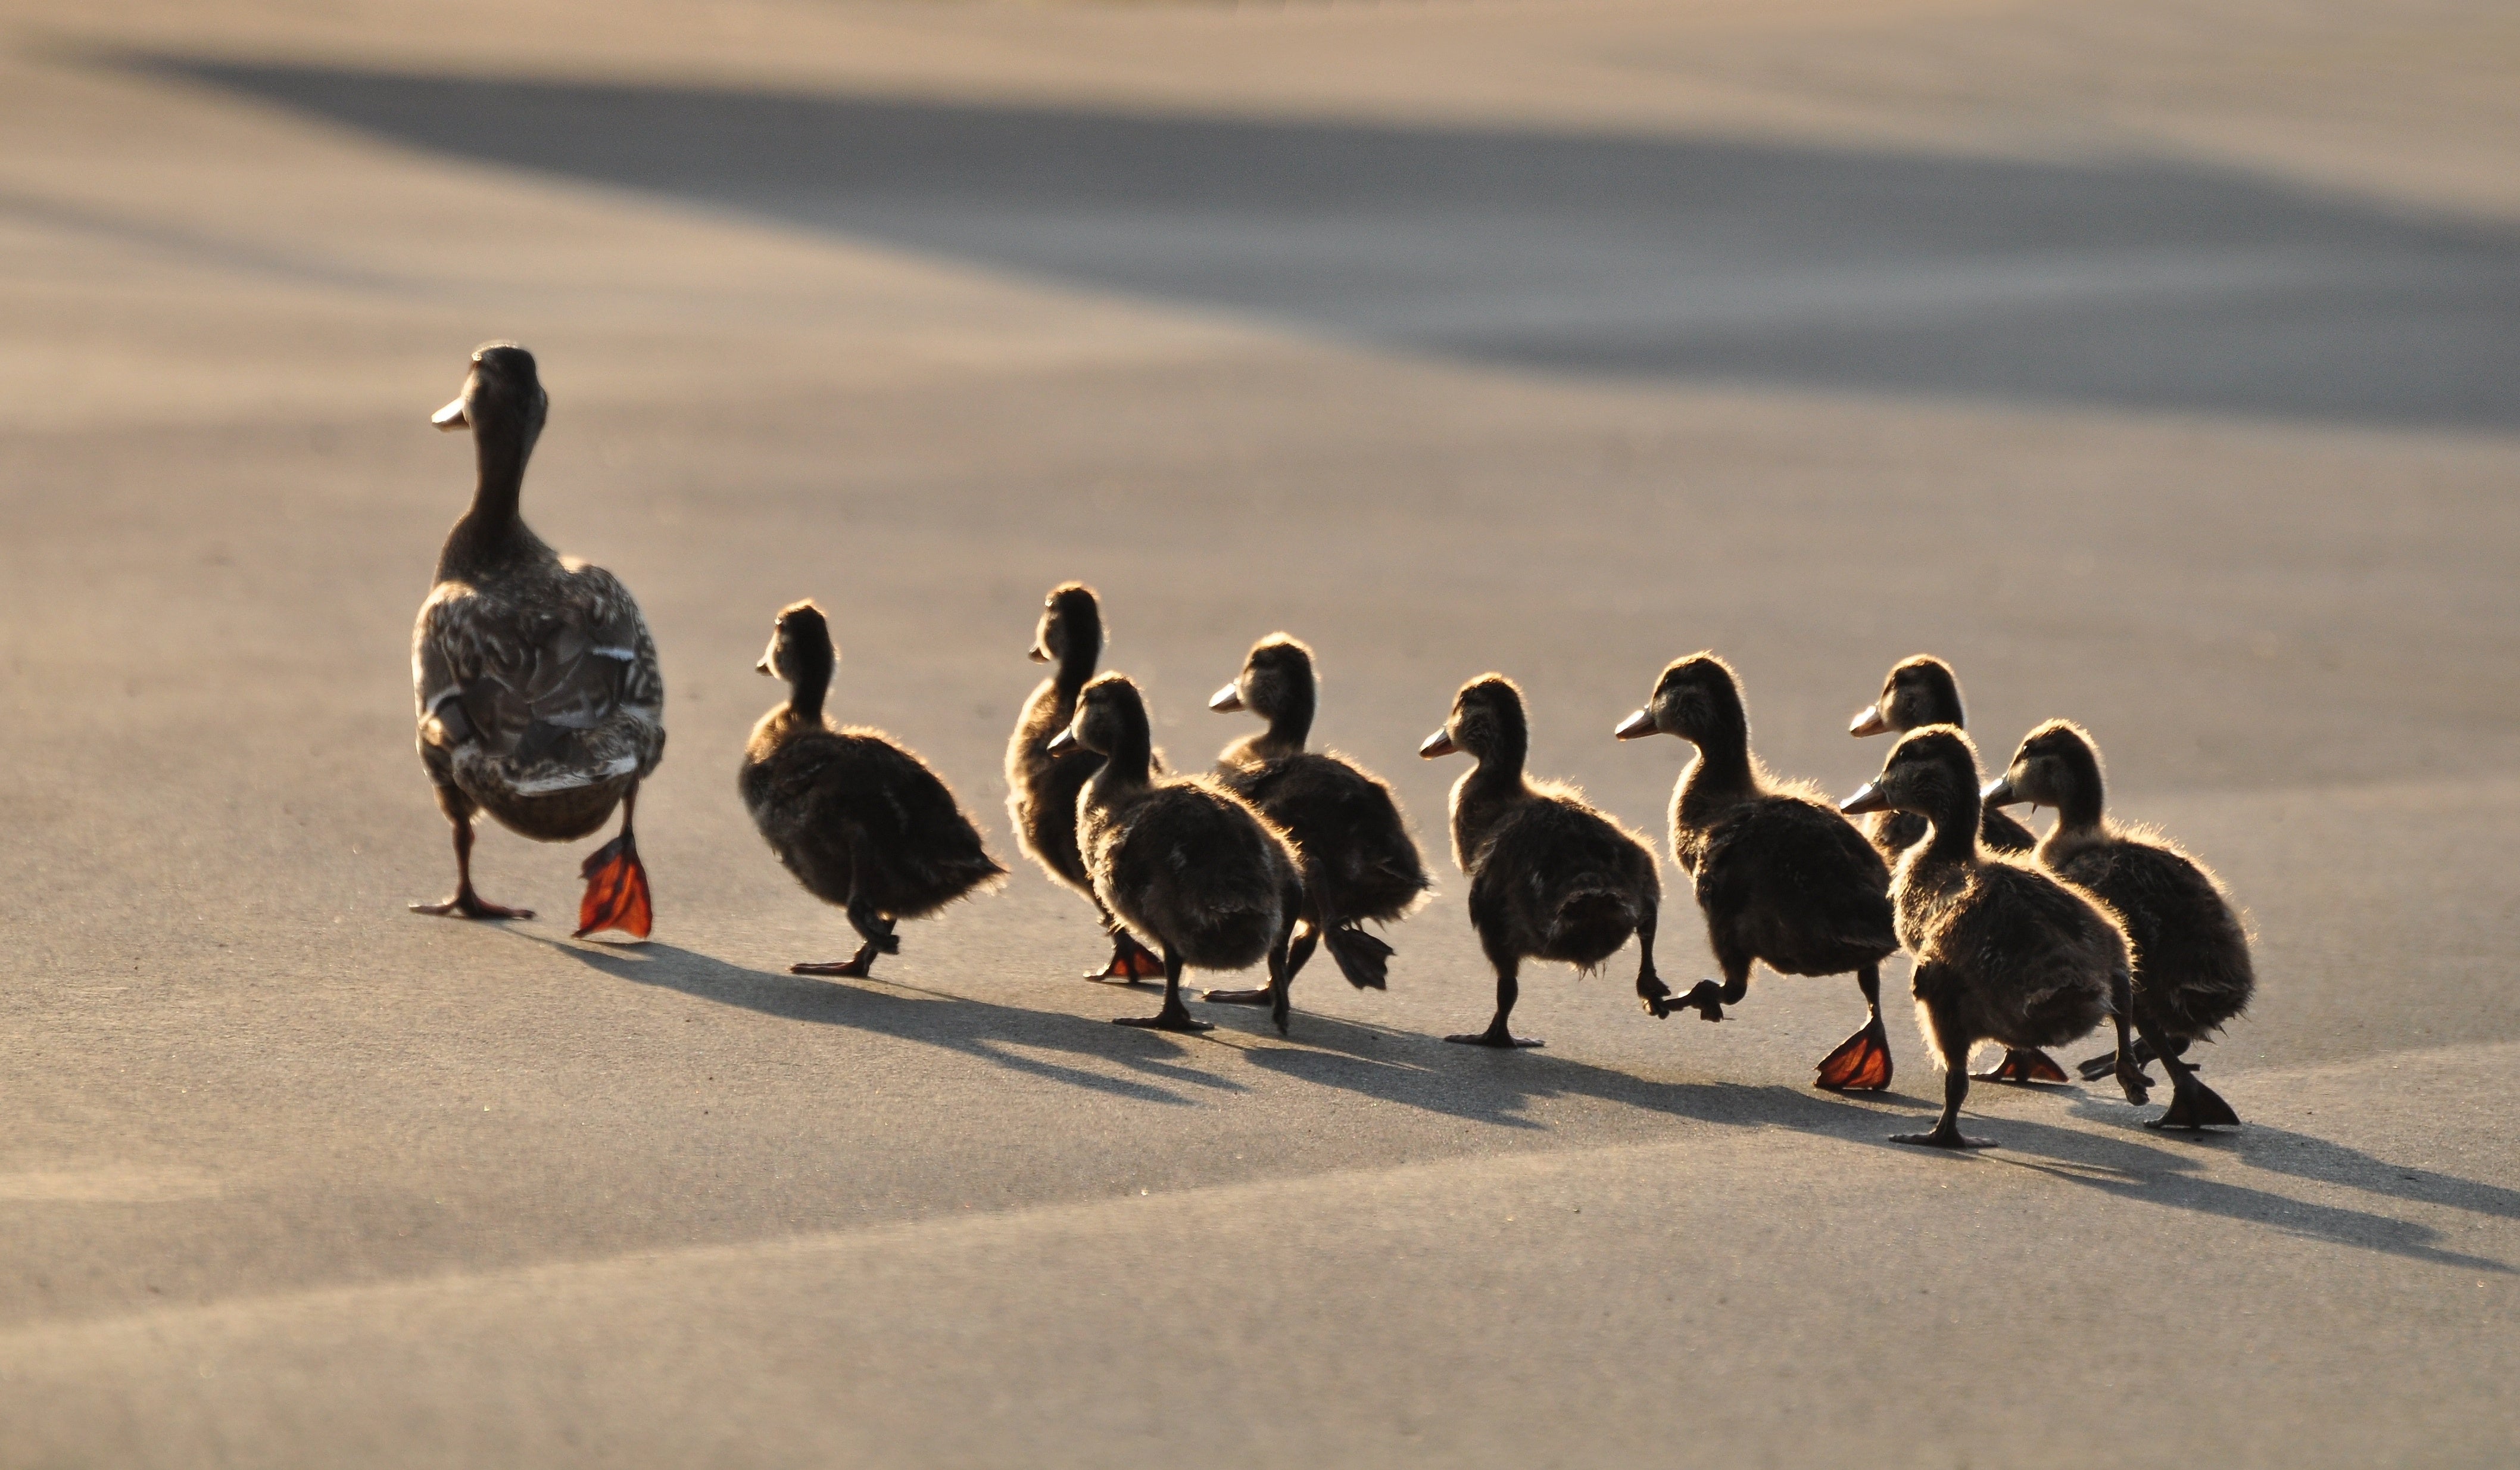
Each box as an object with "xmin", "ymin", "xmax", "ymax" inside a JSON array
[
  {"xmin": 2135, "ymin": 1009, "xmax": 2236, "ymax": 1130},
  {"xmin": 793, "ymin": 898, "xmax": 900, "ymax": 979},
  {"xmin": 1200, "ymin": 928, "xmax": 1297, "ymax": 1006},
  {"xmin": 1815, "ymin": 962, "xmax": 1895, "ymax": 1091},
  {"xmin": 1972, "ymin": 1048, "xmax": 2069, "ymax": 1085},
  {"xmin": 1267, "ymin": 883, "xmax": 1304, "ymax": 1036},
  {"xmin": 1634, "ymin": 900, "xmax": 1673, "ymax": 1019},
  {"xmin": 1891, "ymin": 990, "xmax": 1995, "ymax": 1149},
  {"xmin": 573, "ymin": 783, "xmax": 654, "ymax": 939},
  {"xmin": 1114, "ymin": 946, "xmax": 1215, "ymax": 1034},
  {"xmin": 2075, "ymin": 1033, "xmax": 2185, "ymax": 1082},
  {"xmin": 1448, "ymin": 942, "xmax": 1542, "ymax": 1048},
  {"xmin": 411, "ymin": 796, "xmax": 535, "ymax": 921}
]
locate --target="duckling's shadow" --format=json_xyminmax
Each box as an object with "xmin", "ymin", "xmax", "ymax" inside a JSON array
[
  {"xmin": 1954, "ymin": 1103, "xmax": 2518, "ymax": 1273},
  {"xmin": 522, "ymin": 935, "xmax": 1244, "ymax": 1108},
  {"xmin": 1199, "ymin": 1001, "xmax": 1938, "ymax": 1138}
]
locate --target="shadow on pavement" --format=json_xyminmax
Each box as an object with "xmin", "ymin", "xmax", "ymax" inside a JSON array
[{"xmin": 143, "ymin": 55, "xmax": 2520, "ymax": 430}]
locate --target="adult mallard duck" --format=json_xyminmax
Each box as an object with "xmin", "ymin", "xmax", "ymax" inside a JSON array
[
  {"xmin": 1842, "ymin": 727, "xmax": 2147, "ymax": 1148},
  {"xmin": 1423, "ymin": 675, "xmax": 1663, "ymax": 1049},
  {"xmin": 1984, "ymin": 720, "xmax": 2253, "ymax": 1129},
  {"xmin": 743, "ymin": 601, "xmax": 1005, "ymax": 978},
  {"xmin": 1616, "ymin": 654, "xmax": 1900, "ymax": 1089},
  {"xmin": 1005, "ymin": 583, "xmax": 1164, "ymax": 983},
  {"xmin": 409, "ymin": 343, "xmax": 663, "ymax": 938},
  {"xmin": 1849, "ymin": 653, "xmax": 2054, "ymax": 1085},
  {"xmin": 1053, "ymin": 674, "xmax": 1304, "ymax": 1035},
  {"xmin": 1202, "ymin": 634, "xmax": 1430, "ymax": 1008}
]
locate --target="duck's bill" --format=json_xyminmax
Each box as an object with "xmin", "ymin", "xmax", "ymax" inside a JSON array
[
  {"xmin": 1418, "ymin": 729, "xmax": 1458, "ymax": 758},
  {"xmin": 1981, "ymin": 777, "xmax": 2021, "ymax": 807},
  {"xmin": 1046, "ymin": 728, "xmax": 1077, "ymax": 753},
  {"xmin": 1208, "ymin": 682, "xmax": 1245, "ymax": 713},
  {"xmin": 754, "ymin": 658, "xmax": 773, "ymax": 676},
  {"xmin": 1027, "ymin": 646, "xmax": 1051, "ymax": 664},
  {"xmin": 1848, "ymin": 705, "xmax": 1889, "ymax": 737},
  {"xmin": 1613, "ymin": 709, "xmax": 1658, "ymax": 740},
  {"xmin": 432, "ymin": 397, "xmax": 469, "ymax": 431},
  {"xmin": 1839, "ymin": 783, "xmax": 1889, "ymax": 815}
]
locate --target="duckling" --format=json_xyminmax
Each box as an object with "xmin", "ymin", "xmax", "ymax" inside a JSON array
[
  {"xmin": 1005, "ymin": 583, "xmax": 1165, "ymax": 982},
  {"xmin": 410, "ymin": 343, "xmax": 665, "ymax": 938},
  {"xmin": 1848, "ymin": 654, "xmax": 2054, "ymax": 1085},
  {"xmin": 1052, "ymin": 674, "xmax": 1305, "ymax": 1034},
  {"xmin": 742, "ymin": 601, "xmax": 1005, "ymax": 977},
  {"xmin": 1200, "ymin": 634, "xmax": 1430, "ymax": 1007},
  {"xmin": 1984, "ymin": 720, "xmax": 2253, "ymax": 1129},
  {"xmin": 1842, "ymin": 727, "xmax": 2146, "ymax": 1148},
  {"xmin": 1421, "ymin": 675, "xmax": 1662, "ymax": 1049},
  {"xmin": 1616, "ymin": 655, "xmax": 1900, "ymax": 1090}
]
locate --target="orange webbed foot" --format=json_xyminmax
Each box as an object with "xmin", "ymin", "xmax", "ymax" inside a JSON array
[
  {"xmin": 1815, "ymin": 1016, "xmax": 1895, "ymax": 1091},
  {"xmin": 575, "ymin": 834, "xmax": 652, "ymax": 940}
]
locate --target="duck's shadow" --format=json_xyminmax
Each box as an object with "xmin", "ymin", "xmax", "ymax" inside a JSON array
[{"xmin": 529, "ymin": 934, "xmax": 2510, "ymax": 1274}]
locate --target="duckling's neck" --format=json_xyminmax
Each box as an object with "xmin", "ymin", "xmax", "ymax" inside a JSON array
[
  {"xmin": 1256, "ymin": 686, "xmax": 1314, "ymax": 756},
  {"xmin": 1676, "ymin": 721, "xmax": 1760, "ymax": 819},
  {"xmin": 1920, "ymin": 789, "xmax": 1983, "ymax": 865},
  {"xmin": 782, "ymin": 653, "xmax": 834, "ymax": 727},
  {"xmin": 2036, "ymin": 768, "xmax": 2109, "ymax": 857},
  {"xmin": 1091, "ymin": 724, "xmax": 1158, "ymax": 792},
  {"xmin": 438, "ymin": 427, "xmax": 551, "ymax": 578},
  {"xmin": 1053, "ymin": 637, "xmax": 1099, "ymax": 703}
]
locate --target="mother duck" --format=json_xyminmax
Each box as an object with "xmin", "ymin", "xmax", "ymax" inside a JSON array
[{"xmin": 408, "ymin": 344, "xmax": 665, "ymax": 938}]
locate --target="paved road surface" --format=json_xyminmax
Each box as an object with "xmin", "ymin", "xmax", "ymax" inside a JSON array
[{"xmin": 4, "ymin": 2, "xmax": 2516, "ymax": 1465}]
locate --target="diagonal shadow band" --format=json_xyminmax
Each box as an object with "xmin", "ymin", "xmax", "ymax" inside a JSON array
[{"xmin": 136, "ymin": 55, "xmax": 2520, "ymax": 429}]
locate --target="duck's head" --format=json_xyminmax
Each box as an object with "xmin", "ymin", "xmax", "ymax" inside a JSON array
[
  {"xmin": 1983, "ymin": 718, "xmax": 2103, "ymax": 814},
  {"xmin": 1841, "ymin": 725, "xmax": 1979, "ymax": 818},
  {"xmin": 1614, "ymin": 652, "xmax": 1742, "ymax": 745},
  {"xmin": 757, "ymin": 599, "xmax": 835, "ymax": 687},
  {"xmin": 1211, "ymin": 634, "xmax": 1314, "ymax": 718},
  {"xmin": 1030, "ymin": 581, "xmax": 1103, "ymax": 667},
  {"xmin": 1850, "ymin": 654, "xmax": 1965, "ymax": 738},
  {"xmin": 1421, "ymin": 674, "xmax": 1523, "ymax": 761},
  {"xmin": 433, "ymin": 342, "xmax": 547, "ymax": 447},
  {"xmin": 1049, "ymin": 671, "xmax": 1147, "ymax": 755}
]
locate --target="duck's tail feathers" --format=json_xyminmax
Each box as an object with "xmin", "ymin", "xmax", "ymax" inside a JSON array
[
  {"xmin": 1550, "ymin": 885, "xmax": 1638, "ymax": 970},
  {"xmin": 1320, "ymin": 923, "xmax": 1394, "ymax": 991}
]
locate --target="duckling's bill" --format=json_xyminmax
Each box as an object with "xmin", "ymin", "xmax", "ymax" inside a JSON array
[
  {"xmin": 1208, "ymin": 682, "xmax": 1245, "ymax": 712},
  {"xmin": 1613, "ymin": 708, "xmax": 1658, "ymax": 740},
  {"xmin": 1839, "ymin": 783, "xmax": 1889, "ymax": 815},
  {"xmin": 432, "ymin": 397, "xmax": 469, "ymax": 431},
  {"xmin": 1848, "ymin": 704, "xmax": 1889, "ymax": 737},
  {"xmin": 1418, "ymin": 728, "xmax": 1457, "ymax": 758}
]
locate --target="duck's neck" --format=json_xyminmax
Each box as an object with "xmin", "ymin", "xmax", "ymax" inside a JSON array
[
  {"xmin": 1257, "ymin": 683, "xmax": 1315, "ymax": 755},
  {"xmin": 2045, "ymin": 755, "xmax": 2107, "ymax": 842},
  {"xmin": 1677, "ymin": 709, "xmax": 1760, "ymax": 820},
  {"xmin": 1921, "ymin": 786, "xmax": 1983, "ymax": 865},
  {"xmin": 1053, "ymin": 631, "xmax": 1099, "ymax": 704},
  {"xmin": 1092, "ymin": 721, "xmax": 1157, "ymax": 792},
  {"xmin": 438, "ymin": 423, "xmax": 549, "ymax": 578},
  {"xmin": 783, "ymin": 646, "xmax": 834, "ymax": 727}
]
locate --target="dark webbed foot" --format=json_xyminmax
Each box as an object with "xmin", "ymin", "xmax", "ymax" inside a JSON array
[
  {"xmin": 1115, "ymin": 1004, "xmax": 1215, "ymax": 1035},
  {"xmin": 1891, "ymin": 1127, "xmax": 1998, "ymax": 1150},
  {"xmin": 410, "ymin": 892, "xmax": 534, "ymax": 921},
  {"xmin": 2148, "ymin": 1078, "xmax": 2241, "ymax": 1131},
  {"xmin": 1815, "ymin": 1016, "xmax": 1895, "ymax": 1091},
  {"xmin": 1638, "ymin": 974, "xmax": 1673, "ymax": 1019},
  {"xmin": 1671, "ymin": 979, "xmax": 1727, "ymax": 1022},
  {"xmin": 791, "ymin": 956, "xmax": 877, "ymax": 979},
  {"xmin": 575, "ymin": 834, "xmax": 653, "ymax": 939},
  {"xmin": 1445, "ymin": 1025, "xmax": 1542, "ymax": 1049},
  {"xmin": 1200, "ymin": 985, "xmax": 1271, "ymax": 1005},
  {"xmin": 1972, "ymin": 1048, "xmax": 2068, "ymax": 1085}
]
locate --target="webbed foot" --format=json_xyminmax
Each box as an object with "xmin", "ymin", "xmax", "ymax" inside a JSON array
[
  {"xmin": 1890, "ymin": 1127, "xmax": 1997, "ymax": 1150},
  {"xmin": 1445, "ymin": 1026, "xmax": 1542, "ymax": 1049},
  {"xmin": 1200, "ymin": 985, "xmax": 1271, "ymax": 1005},
  {"xmin": 1815, "ymin": 1016, "xmax": 1895, "ymax": 1091},
  {"xmin": 1087, "ymin": 936, "xmax": 1165, "ymax": 985},
  {"xmin": 410, "ymin": 890, "xmax": 534, "ymax": 921},
  {"xmin": 1115, "ymin": 1004, "xmax": 1215, "ymax": 1035},
  {"xmin": 1671, "ymin": 979, "xmax": 1727, "ymax": 1022},
  {"xmin": 1639, "ymin": 975, "xmax": 1673, "ymax": 1019},
  {"xmin": 2148, "ymin": 1079, "xmax": 2241, "ymax": 1131},
  {"xmin": 574, "ymin": 834, "xmax": 653, "ymax": 940},
  {"xmin": 791, "ymin": 954, "xmax": 878, "ymax": 979},
  {"xmin": 1971, "ymin": 1048, "xmax": 2067, "ymax": 1085}
]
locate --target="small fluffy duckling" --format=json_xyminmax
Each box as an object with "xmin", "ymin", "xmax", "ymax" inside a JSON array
[
  {"xmin": 1203, "ymin": 634, "xmax": 1430, "ymax": 1007},
  {"xmin": 1053, "ymin": 674, "xmax": 1305, "ymax": 1035},
  {"xmin": 1617, "ymin": 654, "xmax": 1901, "ymax": 1090},
  {"xmin": 1842, "ymin": 727, "xmax": 2147, "ymax": 1148},
  {"xmin": 742, "ymin": 602, "xmax": 1005, "ymax": 977},
  {"xmin": 1985, "ymin": 720, "xmax": 2253, "ymax": 1130},
  {"xmin": 1006, "ymin": 583, "xmax": 1165, "ymax": 983},
  {"xmin": 410, "ymin": 343, "xmax": 665, "ymax": 938},
  {"xmin": 1423, "ymin": 675, "xmax": 1662, "ymax": 1049},
  {"xmin": 1849, "ymin": 654, "xmax": 2054, "ymax": 1085}
]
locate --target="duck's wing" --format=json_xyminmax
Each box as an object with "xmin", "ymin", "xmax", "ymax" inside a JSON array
[{"xmin": 414, "ymin": 562, "xmax": 663, "ymax": 793}]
